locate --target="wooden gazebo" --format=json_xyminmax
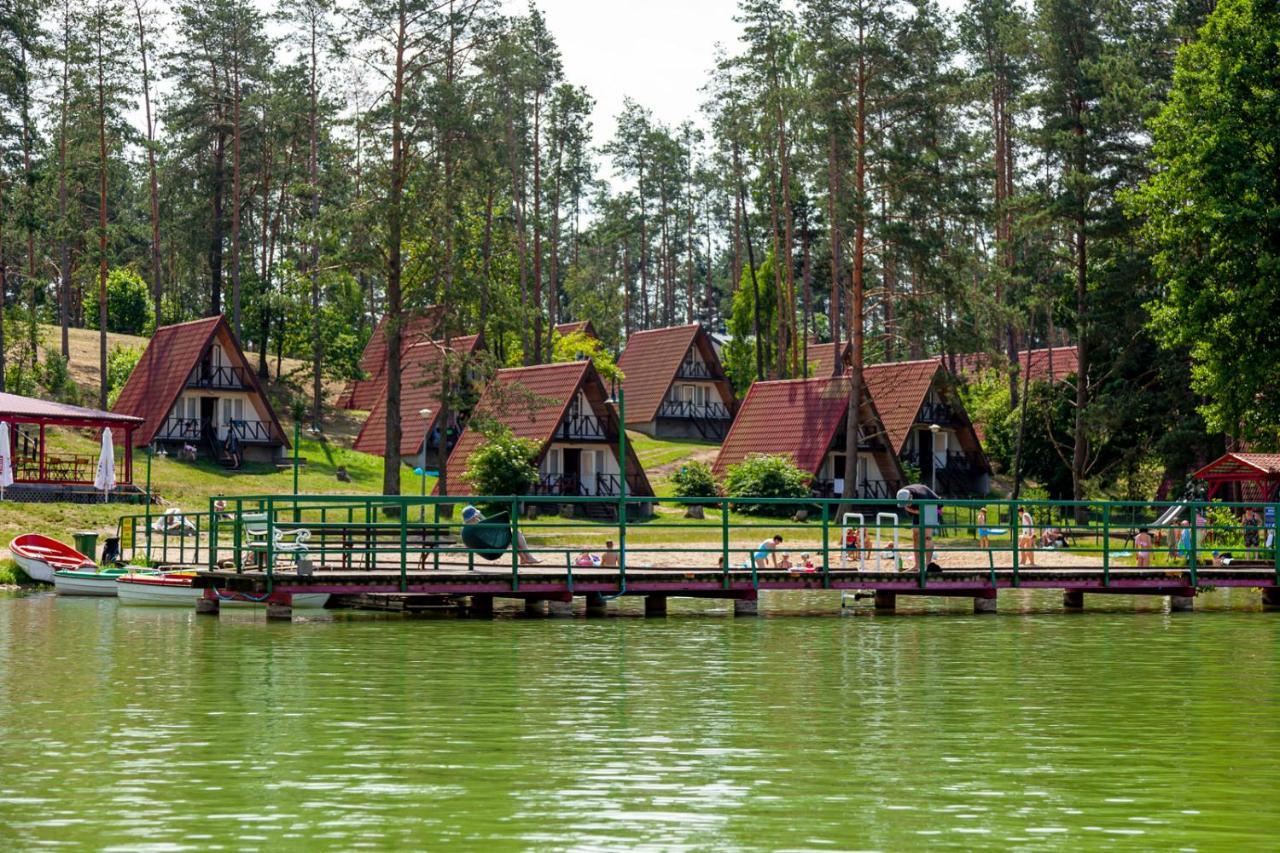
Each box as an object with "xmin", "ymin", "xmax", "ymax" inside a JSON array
[
  {"xmin": 1192, "ymin": 452, "xmax": 1280, "ymax": 501},
  {"xmin": 0, "ymin": 392, "xmax": 143, "ymax": 487}
]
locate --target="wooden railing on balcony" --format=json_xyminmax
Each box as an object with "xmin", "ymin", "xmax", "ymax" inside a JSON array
[{"xmin": 187, "ymin": 364, "xmax": 250, "ymax": 389}]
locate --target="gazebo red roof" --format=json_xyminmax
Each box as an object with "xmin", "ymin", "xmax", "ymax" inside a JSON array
[
  {"xmin": 0, "ymin": 392, "xmax": 142, "ymax": 427},
  {"xmin": 1193, "ymin": 452, "xmax": 1280, "ymax": 501}
]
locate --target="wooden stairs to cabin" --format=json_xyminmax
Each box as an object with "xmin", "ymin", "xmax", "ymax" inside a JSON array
[
  {"xmin": 580, "ymin": 502, "xmax": 617, "ymax": 522},
  {"xmin": 204, "ymin": 425, "xmax": 238, "ymax": 469}
]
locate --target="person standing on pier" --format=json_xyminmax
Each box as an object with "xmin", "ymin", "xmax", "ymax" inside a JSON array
[{"xmin": 896, "ymin": 484, "xmax": 941, "ymax": 572}]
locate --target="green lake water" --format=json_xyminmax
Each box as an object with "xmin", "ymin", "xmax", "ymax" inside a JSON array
[{"xmin": 2, "ymin": 588, "xmax": 1279, "ymax": 850}]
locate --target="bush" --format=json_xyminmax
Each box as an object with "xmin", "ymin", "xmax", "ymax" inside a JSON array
[
  {"xmin": 671, "ymin": 460, "xmax": 719, "ymax": 502},
  {"xmin": 42, "ymin": 348, "xmax": 81, "ymax": 404},
  {"xmin": 106, "ymin": 345, "xmax": 143, "ymax": 407},
  {"xmin": 723, "ymin": 453, "xmax": 812, "ymax": 515},
  {"xmin": 86, "ymin": 268, "xmax": 153, "ymax": 335},
  {"xmin": 463, "ymin": 427, "xmax": 541, "ymax": 503}
]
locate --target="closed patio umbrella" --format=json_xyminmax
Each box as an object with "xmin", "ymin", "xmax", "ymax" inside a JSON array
[
  {"xmin": 0, "ymin": 422, "xmax": 13, "ymax": 500},
  {"xmin": 94, "ymin": 428, "xmax": 115, "ymax": 503}
]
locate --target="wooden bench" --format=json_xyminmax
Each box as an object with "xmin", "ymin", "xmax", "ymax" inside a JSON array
[{"xmin": 245, "ymin": 521, "xmax": 457, "ymax": 570}]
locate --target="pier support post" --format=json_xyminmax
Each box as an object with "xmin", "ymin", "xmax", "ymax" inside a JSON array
[
  {"xmin": 1063, "ymin": 590, "xmax": 1085, "ymax": 611},
  {"xmin": 733, "ymin": 593, "xmax": 758, "ymax": 617},
  {"xmin": 1263, "ymin": 589, "xmax": 1280, "ymax": 609},
  {"xmin": 973, "ymin": 592, "xmax": 997, "ymax": 614},
  {"xmin": 1170, "ymin": 592, "xmax": 1195, "ymax": 612},
  {"xmin": 524, "ymin": 599, "xmax": 549, "ymax": 617},
  {"xmin": 469, "ymin": 596, "xmax": 494, "ymax": 618},
  {"xmin": 547, "ymin": 598, "xmax": 573, "ymax": 617},
  {"xmin": 195, "ymin": 595, "xmax": 220, "ymax": 615},
  {"xmin": 645, "ymin": 595, "xmax": 668, "ymax": 617},
  {"xmin": 266, "ymin": 604, "xmax": 292, "ymax": 621},
  {"xmin": 585, "ymin": 593, "xmax": 608, "ymax": 617},
  {"xmin": 873, "ymin": 591, "xmax": 896, "ymax": 613}
]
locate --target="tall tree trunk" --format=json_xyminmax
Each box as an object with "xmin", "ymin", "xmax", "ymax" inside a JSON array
[
  {"xmin": 827, "ymin": 125, "xmax": 842, "ymax": 375},
  {"xmin": 230, "ymin": 43, "xmax": 244, "ymax": 339},
  {"xmin": 308, "ymin": 15, "xmax": 322, "ymax": 428},
  {"xmin": 96, "ymin": 29, "xmax": 110, "ymax": 409},
  {"xmin": 58, "ymin": 14, "xmax": 72, "ymax": 358},
  {"xmin": 382, "ymin": 3, "xmax": 408, "ymax": 496},
  {"xmin": 842, "ymin": 29, "xmax": 869, "ymax": 503},
  {"xmin": 133, "ymin": 0, "xmax": 162, "ymax": 330},
  {"xmin": 736, "ymin": 170, "xmax": 763, "ymax": 382},
  {"xmin": 532, "ymin": 89, "xmax": 543, "ymax": 362}
]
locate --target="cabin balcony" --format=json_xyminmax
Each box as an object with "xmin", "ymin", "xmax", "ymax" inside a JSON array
[
  {"xmin": 915, "ymin": 401, "xmax": 961, "ymax": 427},
  {"xmin": 158, "ymin": 417, "xmax": 284, "ymax": 445},
  {"xmin": 186, "ymin": 364, "xmax": 251, "ymax": 390},
  {"xmin": 674, "ymin": 361, "xmax": 717, "ymax": 381},
  {"xmin": 811, "ymin": 479, "xmax": 903, "ymax": 501},
  {"xmin": 530, "ymin": 472, "xmax": 646, "ymax": 498},
  {"xmin": 555, "ymin": 414, "xmax": 610, "ymax": 442},
  {"xmin": 656, "ymin": 400, "xmax": 732, "ymax": 421}
]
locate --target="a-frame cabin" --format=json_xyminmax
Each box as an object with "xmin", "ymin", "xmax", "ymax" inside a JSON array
[{"xmin": 113, "ymin": 315, "xmax": 288, "ymax": 466}]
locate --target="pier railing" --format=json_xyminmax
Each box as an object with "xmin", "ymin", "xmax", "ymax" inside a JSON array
[{"xmin": 182, "ymin": 494, "xmax": 1280, "ymax": 595}]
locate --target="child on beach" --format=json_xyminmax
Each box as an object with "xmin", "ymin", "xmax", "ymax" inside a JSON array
[{"xmin": 977, "ymin": 507, "xmax": 990, "ymax": 551}]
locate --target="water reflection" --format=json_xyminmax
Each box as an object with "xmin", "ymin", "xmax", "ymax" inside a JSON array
[{"xmin": 0, "ymin": 589, "xmax": 1277, "ymax": 848}]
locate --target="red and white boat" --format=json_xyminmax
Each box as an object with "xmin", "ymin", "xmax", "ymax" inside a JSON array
[
  {"xmin": 9, "ymin": 534, "xmax": 96, "ymax": 584},
  {"xmin": 115, "ymin": 572, "xmax": 327, "ymax": 609}
]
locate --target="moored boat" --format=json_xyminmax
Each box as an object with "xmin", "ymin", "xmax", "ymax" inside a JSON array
[
  {"xmin": 53, "ymin": 566, "xmax": 155, "ymax": 597},
  {"xmin": 115, "ymin": 573, "xmax": 327, "ymax": 609},
  {"xmin": 10, "ymin": 534, "xmax": 96, "ymax": 584}
]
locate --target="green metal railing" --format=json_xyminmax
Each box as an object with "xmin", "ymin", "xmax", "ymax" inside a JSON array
[{"xmin": 175, "ymin": 494, "xmax": 1280, "ymax": 595}]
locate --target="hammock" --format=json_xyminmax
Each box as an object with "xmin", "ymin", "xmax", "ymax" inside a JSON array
[{"xmin": 461, "ymin": 512, "xmax": 512, "ymax": 561}]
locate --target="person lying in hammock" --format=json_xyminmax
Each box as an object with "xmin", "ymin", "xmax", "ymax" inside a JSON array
[{"xmin": 461, "ymin": 505, "xmax": 541, "ymax": 565}]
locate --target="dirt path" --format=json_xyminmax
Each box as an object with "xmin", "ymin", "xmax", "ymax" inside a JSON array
[{"xmin": 647, "ymin": 446, "xmax": 720, "ymax": 479}]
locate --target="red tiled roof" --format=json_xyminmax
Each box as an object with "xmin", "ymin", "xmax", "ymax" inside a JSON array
[
  {"xmin": 443, "ymin": 362, "xmax": 592, "ymax": 495},
  {"xmin": 554, "ymin": 320, "xmax": 597, "ymax": 340},
  {"xmin": 618, "ymin": 324, "xmax": 733, "ymax": 424},
  {"xmin": 952, "ymin": 346, "xmax": 1078, "ymax": 385},
  {"xmin": 111, "ymin": 315, "xmax": 286, "ymax": 448},
  {"xmin": 806, "ymin": 339, "xmax": 851, "ymax": 377},
  {"xmin": 863, "ymin": 358, "xmax": 943, "ymax": 455},
  {"xmin": 0, "ymin": 392, "xmax": 142, "ymax": 426},
  {"xmin": 1194, "ymin": 453, "xmax": 1280, "ymax": 479},
  {"xmin": 442, "ymin": 361, "xmax": 652, "ymax": 497},
  {"xmin": 713, "ymin": 377, "xmax": 852, "ymax": 478},
  {"xmin": 352, "ymin": 335, "xmax": 482, "ymax": 458},
  {"xmin": 340, "ymin": 310, "xmax": 443, "ymax": 410}
]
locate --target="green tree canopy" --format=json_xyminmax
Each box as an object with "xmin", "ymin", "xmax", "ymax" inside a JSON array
[{"xmin": 1132, "ymin": 0, "xmax": 1280, "ymax": 443}]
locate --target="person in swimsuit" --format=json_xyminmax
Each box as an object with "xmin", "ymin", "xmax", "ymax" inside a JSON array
[
  {"xmin": 1134, "ymin": 527, "xmax": 1153, "ymax": 568},
  {"xmin": 977, "ymin": 507, "xmax": 990, "ymax": 551},
  {"xmin": 753, "ymin": 535, "xmax": 783, "ymax": 568}
]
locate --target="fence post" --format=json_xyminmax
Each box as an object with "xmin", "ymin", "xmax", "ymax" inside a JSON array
[
  {"xmin": 721, "ymin": 494, "xmax": 732, "ymax": 589},
  {"xmin": 916, "ymin": 502, "xmax": 927, "ymax": 589},
  {"xmin": 821, "ymin": 501, "xmax": 831, "ymax": 589},
  {"xmin": 208, "ymin": 498, "xmax": 219, "ymax": 571},
  {"xmin": 265, "ymin": 498, "xmax": 275, "ymax": 594},
  {"xmin": 399, "ymin": 498, "xmax": 408, "ymax": 593},
  {"xmin": 1010, "ymin": 499, "xmax": 1020, "ymax": 588},
  {"xmin": 1096, "ymin": 503, "xmax": 1108, "ymax": 585},
  {"xmin": 510, "ymin": 498, "xmax": 521, "ymax": 592},
  {"xmin": 1188, "ymin": 502, "xmax": 1199, "ymax": 587},
  {"xmin": 233, "ymin": 498, "xmax": 243, "ymax": 573},
  {"xmin": 1273, "ymin": 502, "xmax": 1280, "ymax": 587}
]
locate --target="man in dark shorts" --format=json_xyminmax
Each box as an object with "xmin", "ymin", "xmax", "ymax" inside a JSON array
[{"xmin": 896, "ymin": 483, "xmax": 941, "ymax": 573}]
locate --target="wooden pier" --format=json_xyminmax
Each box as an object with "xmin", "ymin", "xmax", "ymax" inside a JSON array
[
  {"xmin": 192, "ymin": 564, "xmax": 1280, "ymax": 619},
  {"xmin": 158, "ymin": 492, "xmax": 1280, "ymax": 621}
]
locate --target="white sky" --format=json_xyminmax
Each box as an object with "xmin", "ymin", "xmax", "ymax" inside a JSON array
[{"xmin": 503, "ymin": 0, "xmax": 744, "ymax": 147}]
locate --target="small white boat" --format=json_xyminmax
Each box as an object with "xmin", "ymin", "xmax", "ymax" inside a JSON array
[
  {"xmin": 10, "ymin": 534, "xmax": 95, "ymax": 584},
  {"xmin": 115, "ymin": 573, "xmax": 327, "ymax": 609},
  {"xmin": 53, "ymin": 566, "xmax": 150, "ymax": 597}
]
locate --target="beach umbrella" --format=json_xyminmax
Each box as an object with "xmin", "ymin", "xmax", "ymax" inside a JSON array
[
  {"xmin": 0, "ymin": 422, "xmax": 13, "ymax": 501},
  {"xmin": 94, "ymin": 428, "xmax": 115, "ymax": 503}
]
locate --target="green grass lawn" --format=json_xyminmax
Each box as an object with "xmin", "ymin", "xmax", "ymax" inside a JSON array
[{"xmin": 626, "ymin": 431, "xmax": 721, "ymax": 497}]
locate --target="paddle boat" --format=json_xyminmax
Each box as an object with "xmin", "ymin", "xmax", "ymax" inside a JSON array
[
  {"xmin": 9, "ymin": 534, "xmax": 95, "ymax": 584},
  {"xmin": 53, "ymin": 566, "xmax": 158, "ymax": 596},
  {"xmin": 115, "ymin": 572, "xmax": 328, "ymax": 609}
]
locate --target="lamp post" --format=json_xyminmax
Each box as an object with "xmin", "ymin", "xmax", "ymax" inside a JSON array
[
  {"xmin": 419, "ymin": 408, "xmax": 432, "ymax": 523},
  {"xmin": 928, "ymin": 422, "xmax": 941, "ymax": 493},
  {"xmin": 607, "ymin": 386, "xmax": 627, "ymax": 591},
  {"xmin": 144, "ymin": 443, "xmax": 153, "ymax": 562}
]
